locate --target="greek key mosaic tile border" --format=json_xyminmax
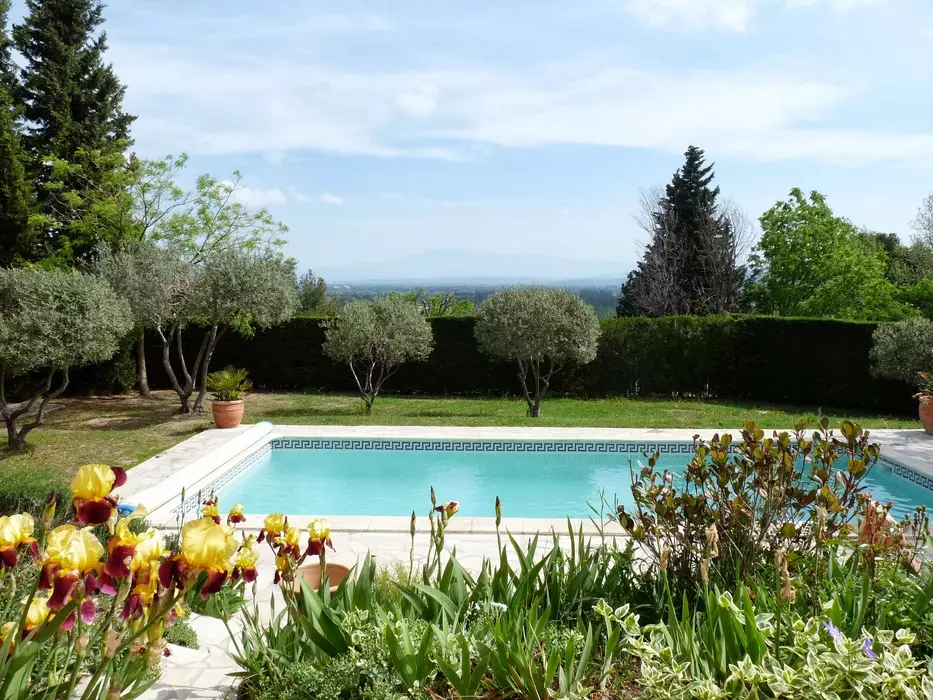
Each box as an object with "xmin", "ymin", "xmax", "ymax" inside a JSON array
[
  {"xmin": 171, "ymin": 442, "xmax": 272, "ymax": 517},
  {"xmin": 879, "ymin": 456, "xmax": 933, "ymax": 493},
  {"xmin": 269, "ymin": 438, "xmax": 698, "ymax": 454}
]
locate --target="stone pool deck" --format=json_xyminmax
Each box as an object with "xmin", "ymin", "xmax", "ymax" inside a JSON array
[{"xmin": 126, "ymin": 424, "xmax": 933, "ymax": 700}]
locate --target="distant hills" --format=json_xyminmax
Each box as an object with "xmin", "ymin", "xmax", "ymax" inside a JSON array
[{"xmin": 316, "ymin": 249, "xmax": 631, "ymax": 285}]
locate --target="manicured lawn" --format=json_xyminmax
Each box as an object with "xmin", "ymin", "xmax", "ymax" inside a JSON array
[{"xmin": 0, "ymin": 391, "xmax": 920, "ymax": 497}]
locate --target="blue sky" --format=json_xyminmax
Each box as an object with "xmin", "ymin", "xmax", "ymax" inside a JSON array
[{"xmin": 19, "ymin": 0, "xmax": 933, "ymax": 276}]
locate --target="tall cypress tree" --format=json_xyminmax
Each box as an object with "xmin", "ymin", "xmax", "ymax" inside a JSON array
[
  {"xmin": 13, "ymin": 0, "xmax": 134, "ymax": 262},
  {"xmin": 0, "ymin": 0, "xmax": 32, "ymax": 266},
  {"xmin": 618, "ymin": 146, "xmax": 743, "ymax": 316}
]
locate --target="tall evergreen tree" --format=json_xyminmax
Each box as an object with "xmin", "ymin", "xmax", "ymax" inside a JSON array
[
  {"xmin": 0, "ymin": 0, "xmax": 32, "ymax": 266},
  {"xmin": 0, "ymin": 0, "xmax": 15, "ymax": 94},
  {"xmin": 618, "ymin": 146, "xmax": 745, "ymax": 316},
  {"xmin": 13, "ymin": 0, "xmax": 134, "ymax": 262}
]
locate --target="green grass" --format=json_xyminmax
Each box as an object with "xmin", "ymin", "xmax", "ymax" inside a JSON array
[
  {"xmin": 249, "ymin": 393, "xmax": 920, "ymax": 430},
  {"xmin": 0, "ymin": 391, "xmax": 919, "ymax": 507}
]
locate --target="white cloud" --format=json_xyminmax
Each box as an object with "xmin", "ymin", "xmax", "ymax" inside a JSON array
[
  {"xmin": 114, "ymin": 34, "xmax": 933, "ymax": 169},
  {"xmin": 226, "ymin": 183, "xmax": 288, "ymax": 207},
  {"xmin": 318, "ymin": 192, "xmax": 344, "ymax": 205},
  {"xmin": 619, "ymin": 0, "xmax": 885, "ymax": 32}
]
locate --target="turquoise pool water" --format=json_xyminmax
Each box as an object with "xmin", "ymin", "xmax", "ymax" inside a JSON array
[{"xmin": 217, "ymin": 441, "xmax": 933, "ymax": 520}]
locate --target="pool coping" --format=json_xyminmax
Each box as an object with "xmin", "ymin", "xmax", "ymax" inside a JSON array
[{"xmin": 123, "ymin": 424, "xmax": 933, "ymax": 534}]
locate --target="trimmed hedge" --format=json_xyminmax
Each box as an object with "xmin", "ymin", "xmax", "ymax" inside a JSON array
[{"xmin": 128, "ymin": 315, "xmax": 914, "ymax": 415}]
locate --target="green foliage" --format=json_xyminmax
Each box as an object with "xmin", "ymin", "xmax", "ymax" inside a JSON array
[
  {"xmin": 0, "ymin": 84, "xmax": 33, "ymax": 267},
  {"xmin": 296, "ymin": 270, "xmax": 340, "ymax": 316},
  {"xmin": 13, "ymin": 0, "xmax": 134, "ymax": 263},
  {"xmin": 206, "ymin": 367, "xmax": 252, "ymax": 402},
  {"xmin": 0, "ymin": 268, "xmax": 132, "ymax": 449},
  {"xmin": 137, "ymin": 314, "xmax": 917, "ymax": 415},
  {"xmin": 475, "ymin": 287, "xmax": 600, "ymax": 416},
  {"xmin": 614, "ymin": 418, "xmax": 881, "ymax": 601},
  {"xmin": 387, "ymin": 289, "xmax": 475, "ymax": 317},
  {"xmin": 233, "ymin": 520, "xmax": 652, "ymax": 700},
  {"xmin": 163, "ymin": 616, "xmax": 199, "ymax": 649},
  {"xmin": 190, "ymin": 248, "xmax": 298, "ymax": 335},
  {"xmin": 162, "ymin": 172, "xmax": 288, "ymax": 264},
  {"xmin": 750, "ymin": 189, "xmax": 909, "ymax": 320},
  {"xmin": 898, "ymin": 279, "xmax": 933, "ymax": 320},
  {"xmin": 618, "ymin": 596, "xmax": 933, "ymax": 698},
  {"xmin": 621, "ymin": 146, "xmax": 745, "ymax": 317},
  {"xmin": 0, "ymin": 268, "xmax": 132, "ymax": 376},
  {"xmin": 322, "ymin": 296, "xmax": 434, "ymax": 413},
  {"xmin": 870, "ymin": 317, "xmax": 933, "ymax": 387}
]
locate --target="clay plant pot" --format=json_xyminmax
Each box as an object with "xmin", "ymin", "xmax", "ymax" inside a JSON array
[
  {"xmin": 293, "ymin": 562, "xmax": 352, "ymax": 594},
  {"xmin": 919, "ymin": 399, "xmax": 933, "ymax": 436},
  {"xmin": 212, "ymin": 400, "xmax": 244, "ymax": 429}
]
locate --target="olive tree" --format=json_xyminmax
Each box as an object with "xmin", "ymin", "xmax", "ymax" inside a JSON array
[
  {"xmin": 185, "ymin": 248, "xmax": 298, "ymax": 412},
  {"xmin": 0, "ymin": 268, "xmax": 132, "ymax": 450},
  {"xmin": 475, "ymin": 287, "xmax": 600, "ymax": 417},
  {"xmin": 322, "ymin": 297, "xmax": 434, "ymax": 414},
  {"xmin": 870, "ymin": 317, "xmax": 933, "ymax": 386},
  {"xmin": 96, "ymin": 240, "xmax": 192, "ymax": 400}
]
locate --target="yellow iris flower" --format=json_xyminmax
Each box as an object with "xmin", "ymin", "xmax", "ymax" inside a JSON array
[
  {"xmin": 45, "ymin": 525, "xmax": 105, "ymax": 574},
  {"xmin": 0, "ymin": 514, "xmax": 35, "ymax": 549},
  {"xmin": 180, "ymin": 517, "xmax": 238, "ymax": 573},
  {"xmin": 263, "ymin": 513, "xmax": 286, "ymax": 537},
  {"xmin": 70, "ymin": 464, "xmax": 116, "ymax": 501}
]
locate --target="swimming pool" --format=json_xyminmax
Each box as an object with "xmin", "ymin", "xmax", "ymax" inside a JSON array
[{"xmin": 202, "ymin": 438, "xmax": 933, "ymax": 521}]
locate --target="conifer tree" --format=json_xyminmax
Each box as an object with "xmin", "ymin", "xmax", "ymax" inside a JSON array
[
  {"xmin": 618, "ymin": 146, "xmax": 745, "ymax": 316},
  {"xmin": 0, "ymin": 0, "xmax": 32, "ymax": 266},
  {"xmin": 13, "ymin": 0, "xmax": 134, "ymax": 262}
]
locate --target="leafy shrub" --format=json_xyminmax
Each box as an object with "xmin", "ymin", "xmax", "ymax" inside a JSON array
[
  {"xmin": 611, "ymin": 594, "xmax": 933, "ymax": 698},
  {"xmin": 206, "ymin": 367, "xmax": 252, "ymax": 402},
  {"xmin": 870, "ymin": 316, "xmax": 933, "ymax": 387},
  {"xmin": 322, "ymin": 297, "xmax": 434, "ymax": 413},
  {"xmin": 475, "ymin": 287, "xmax": 600, "ymax": 416},
  {"xmin": 163, "ymin": 616, "xmax": 199, "ymax": 649},
  {"xmin": 613, "ymin": 417, "xmax": 882, "ymax": 600}
]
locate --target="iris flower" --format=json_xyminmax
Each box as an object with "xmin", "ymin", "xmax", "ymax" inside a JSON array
[
  {"xmin": 435, "ymin": 501, "xmax": 460, "ymax": 519},
  {"xmin": 40, "ymin": 525, "xmax": 105, "ymax": 612},
  {"xmin": 227, "ymin": 504, "xmax": 246, "ymax": 526},
  {"xmin": 306, "ymin": 518, "xmax": 334, "ymax": 557},
  {"xmin": 232, "ymin": 538, "xmax": 260, "ymax": 584},
  {"xmin": 70, "ymin": 464, "xmax": 127, "ymax": 526},
  {"xmin": 0, "ymin": 513, "xmax": 38, "ymax": 568},
  {"xmin": 258, "ymin": 513, "xmax": 286, "ymax": 542},
  {"xmin": 159, "ymin": 516, "xmax": 238, "ymax": 598}
]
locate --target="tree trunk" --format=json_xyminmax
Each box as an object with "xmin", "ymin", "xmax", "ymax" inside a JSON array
[
  {"xmin": 530, "ymin": 397, "xmax": 541, "ymax": 418},
  {"xmin": 4, "ymin": 418, "xmax": 23, "ymax": 452},
  {"xmin": 193, "ymin": 324, "xmax": 224, "ymax": 413},
  {"xmin": 158, "ymin": 325, "xmax": 192, "ymax": 414},
  {"xmin": 137, "ymin": 327, "xmax": 151, "ymax": 398},
  {"xmin": 364, "ymin": 399, "xmax": 373, "ymax": 415}
]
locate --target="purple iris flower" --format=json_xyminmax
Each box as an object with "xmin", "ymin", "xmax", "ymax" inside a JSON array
[
  {"xmin": 823, "ymin": 621, "xmax": 843, "ymax": 642},
  {"xmin": 862, "ymin": 638, "xmax": 877, "ymax": 661}
]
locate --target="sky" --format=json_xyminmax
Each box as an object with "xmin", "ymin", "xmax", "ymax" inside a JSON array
[{"xmin": 13, "ymin": 0, "xmax": 933, "ymax": 278}]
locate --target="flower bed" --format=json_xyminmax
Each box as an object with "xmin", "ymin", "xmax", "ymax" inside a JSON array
[{"xmin": 1, "ymin": 416, "xmax": 932, "ymax": 699}]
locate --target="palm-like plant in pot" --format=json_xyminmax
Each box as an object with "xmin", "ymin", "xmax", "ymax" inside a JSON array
[
  {"xmin": 870, "ymin": 318, "xmax": 933, "ymax": 434},
  {"xmin": 206, "ymin": 367, "xmax": 253, "ymax": 428}
]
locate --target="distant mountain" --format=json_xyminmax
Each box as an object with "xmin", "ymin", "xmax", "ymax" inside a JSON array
[{"xmin": 317, "ymin": 249, "xmax": 632, "ymax": 284}]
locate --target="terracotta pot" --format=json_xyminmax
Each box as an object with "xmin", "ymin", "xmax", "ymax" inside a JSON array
[
  {"xmin": 212, "ymin": 400, "xmax": 244, "ymax": 429},
  {"xmin": 293, "ymin": 562, "xmax": 351, "ymax": 594},
  {"xmin": 919, "ymin": 400, "xmax": 933, "ymax": 435}
]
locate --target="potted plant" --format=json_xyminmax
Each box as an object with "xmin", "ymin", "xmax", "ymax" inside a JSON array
[
  {"xmin": 870, "ymin": 318, "xmax": 933, "ymax": 434},
  {"xmin": 206, "ymin": 367, "xmax": 252, "ymax": 429},
  {"xmin": 290, "ymin": 518, "xmax": 348, "ymax": 593}
]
